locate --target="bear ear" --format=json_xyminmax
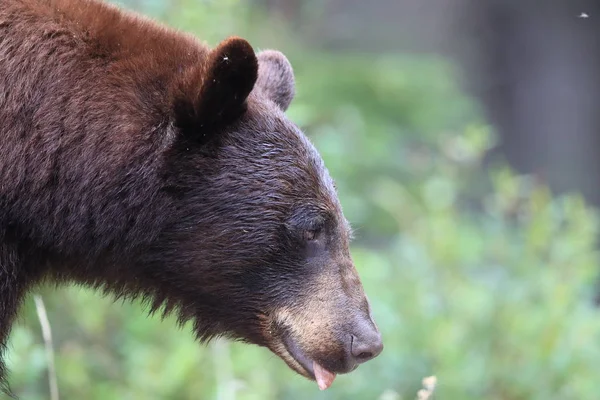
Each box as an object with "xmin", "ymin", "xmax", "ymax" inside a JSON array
[
  {"xmin": 255, "ymin": 50, "xmax": 295, "ymax": 111},
  {"xmin": 171, "ymin": 37, "xmax": 258, "ymax": 142}
]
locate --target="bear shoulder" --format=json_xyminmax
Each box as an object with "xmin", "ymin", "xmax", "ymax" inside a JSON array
[{"xmin": 9, "ymin": 0, "xmax": 207, "ymax": 65}]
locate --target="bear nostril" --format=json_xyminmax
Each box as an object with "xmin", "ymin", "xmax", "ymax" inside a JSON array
[
  {"xmin": 350, "ymin": 330, "xmax": 383, "ymax": 364},
  {"xmin": 356, "ymin": 351, "xmax": 373, "ymax": 361}
]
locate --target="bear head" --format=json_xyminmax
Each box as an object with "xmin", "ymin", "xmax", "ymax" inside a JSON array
[{"xmin": 144, "ymin": 37, "xmax": 382, "ymax": 390}]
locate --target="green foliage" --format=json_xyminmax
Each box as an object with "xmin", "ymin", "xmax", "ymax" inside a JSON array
[{"xmin": 6, "ymin": 1, "xmax": 600, "ymax": 399}]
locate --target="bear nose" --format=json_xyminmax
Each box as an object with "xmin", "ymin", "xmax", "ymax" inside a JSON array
[{"xmin": 350, "ymin": 322, "xmax": 383, "ymax": 364}]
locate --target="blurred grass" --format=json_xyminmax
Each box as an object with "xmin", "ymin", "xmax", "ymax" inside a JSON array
[{"xmin": 6, "ymin": 1, "xmax": 600, "ymax": 399}]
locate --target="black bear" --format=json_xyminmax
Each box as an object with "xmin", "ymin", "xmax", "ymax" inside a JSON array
[{"xmin": 0, "ymin": 0, "xmax": 383, "ymax": 393}]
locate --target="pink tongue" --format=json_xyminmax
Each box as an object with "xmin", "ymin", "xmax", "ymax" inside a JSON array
[{"xmin": 313, "ymin": 361, "xmax": 337, "ymax": 390}]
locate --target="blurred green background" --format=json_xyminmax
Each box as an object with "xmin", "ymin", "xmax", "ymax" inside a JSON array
[{"xmin": 6, "ymin": 1, "xmax": 600, "ymax": 399}]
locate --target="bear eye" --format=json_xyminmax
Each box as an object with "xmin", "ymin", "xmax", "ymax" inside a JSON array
[
  {"xmin": 286, "ymin": 213, "xmax": 328, "ymax": 243},
  {"xmin": 304, "ymin": 230, "xmax": 318, "ymax": 242},
  {"xmin": 304, "ymin": 228, "xmax": 320, "ymax": 242}
]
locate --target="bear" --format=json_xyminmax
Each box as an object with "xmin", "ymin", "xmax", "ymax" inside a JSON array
[{"xmin": 0, "ymin": 0, "xmax": 383, "ymax": 394}]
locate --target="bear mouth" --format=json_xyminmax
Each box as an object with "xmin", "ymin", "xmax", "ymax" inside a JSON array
[{"xmin": 278, "ymin": 333, "xmax": 339, "ymax": 391}]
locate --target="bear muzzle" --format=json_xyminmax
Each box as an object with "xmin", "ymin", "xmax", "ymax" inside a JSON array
[{"xmin": 273, "ymin": 313, "xmax": 383, "ymax": 391}]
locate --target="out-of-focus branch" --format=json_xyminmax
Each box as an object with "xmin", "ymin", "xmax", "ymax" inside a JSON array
[{"xmin": 34, "ymin": 295, "xmax": 59, "ymax": 400}]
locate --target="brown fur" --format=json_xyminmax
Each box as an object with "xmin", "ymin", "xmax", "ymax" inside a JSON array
[{"xmin": 0, "ymin": 0, "xmax": 382, "ymax": 395}]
